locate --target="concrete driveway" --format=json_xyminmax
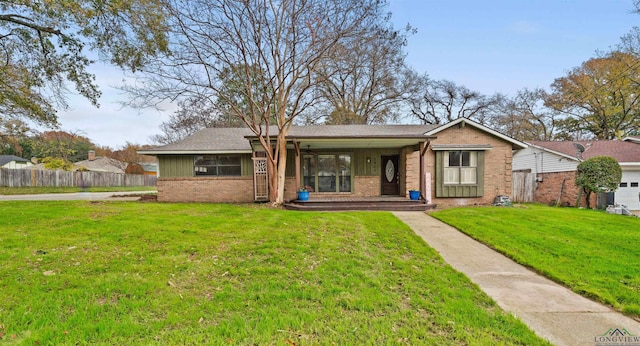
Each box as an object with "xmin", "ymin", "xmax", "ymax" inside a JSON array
[{"xmin": 0, "ymin": 191, "xmax": 155, "ymax": 201}]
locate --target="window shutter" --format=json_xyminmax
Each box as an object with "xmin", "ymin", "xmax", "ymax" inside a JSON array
[
  {"xmin": 476, "ymin": 151, "xmax": 484, "ymax": 197},
  {"xmin": 435, "ymin": 151, "xmax": 446, "ymax": 197}
]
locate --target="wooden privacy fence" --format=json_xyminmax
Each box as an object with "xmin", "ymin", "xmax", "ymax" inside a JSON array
[
  {"xmin": 512, "ymin": 172, "xmax": 536, "ymax": 203},
  {"xmin": 0, "ymin": 168, "xmax": 156, "ymax": 188}
]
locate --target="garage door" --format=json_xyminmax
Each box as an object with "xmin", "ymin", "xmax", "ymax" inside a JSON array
[{"xmin": 616, "ymin": 171, "xmax": 640, "ymax": 211}]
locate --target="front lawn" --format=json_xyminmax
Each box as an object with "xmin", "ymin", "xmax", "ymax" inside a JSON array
[
  {"xmin": 431, "ymin": 204, "xmax": 640, "ymax": 318},
  {"xmin": 0, "ymin": 202, "xmax": 547, "ymax": 345}
]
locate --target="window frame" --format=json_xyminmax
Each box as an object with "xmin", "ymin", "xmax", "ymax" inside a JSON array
[
  {"xmin": 301, "ymin": 152, "xmax": 353, "ymax": 193},
  {"xmin": 194, "ymin": 154, "xmax": 242, "ymax": 177},
  {"xmin": 435, "ymin": 150, "xmax": 485, "ymax": 198},
  {"xmin": 444, "ymin": 151, "xmax": 478, "ymax": 185}
]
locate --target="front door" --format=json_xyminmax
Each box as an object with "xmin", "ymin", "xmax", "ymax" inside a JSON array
[{"xmin": 381, "ymin": 155, "xmax": 400, "ymax": 195}]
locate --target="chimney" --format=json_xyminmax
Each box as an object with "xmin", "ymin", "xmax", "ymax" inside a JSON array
[{"xmin": 88, "ymin": 150, "xmax": 96, "ymax": 161}]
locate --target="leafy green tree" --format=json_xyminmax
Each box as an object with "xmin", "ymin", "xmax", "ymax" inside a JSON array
[
  {"xmin": 31, "ymin": 131, "xmax": 96, "ymax": 162},
  {"xmin": 0, "ymin": 119, "xmax": 32, "ymax": 155},
  {"xmin": 545, "ymin": 51, "xmax": 640, "ymax": 140},
  {"xmin": 41, "ymin": 157, "xmax": 74, "ymax": 171},
  {"xmin": 575, "ymin": 156, "xmax": 622, "ymax": 208},
  {"xmin": 0, "ymin": 0, "xmax": 168, "ymax": 127}
]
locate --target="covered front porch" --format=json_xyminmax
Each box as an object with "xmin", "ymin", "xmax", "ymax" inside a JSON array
[{"xmin": 247, "ymin": 127, "xmax": 437, "ymax": 208}]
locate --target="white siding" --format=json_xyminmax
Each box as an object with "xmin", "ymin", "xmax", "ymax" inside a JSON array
[
  {"xmin": 513, "ymin": 147, "xmax": 578, "ymax": 174},
  {"xmin": 1, "ymin": 161, "xmax": 32, "ymax": 169},
  {"xmin": 616, "ymin": 169, "xmax": 640, "ymax": 210}
]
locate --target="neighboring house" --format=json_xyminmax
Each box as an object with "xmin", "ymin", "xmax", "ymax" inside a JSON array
[
  {"xmin": 0, "ymin": 155, "xmax": 33, "ymax": 169},
  {"xmin": 139, "ymin": 162, "xmax": 159, "ymax": 176},
  {"xmin": 139, "ymin": 118, "xmax": 527, "ymax": 206},
  {"xmin": 624, "ymin": 136, "xmax": 640, "ymax": 144},
  {"xmin": 74, "ymin": 150, "xmax": 128, "ymax": 174},
  {"xmin": 512, "ymin": 140, "xmax": 640, "ymax": 210}
]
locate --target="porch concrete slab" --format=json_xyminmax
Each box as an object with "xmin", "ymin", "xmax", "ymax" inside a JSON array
[{"xmin": 392, "ymin": 211, "xmax": 640, "ymax": 346}]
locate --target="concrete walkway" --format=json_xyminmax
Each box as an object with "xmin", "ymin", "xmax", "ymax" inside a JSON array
[
  {"xmin": 393, "ymin": 211, "xmax": 640, "ymax": 346},
  {"xmin": 0, "ymin": 191, "xmax": 154, "ymax": 201}
]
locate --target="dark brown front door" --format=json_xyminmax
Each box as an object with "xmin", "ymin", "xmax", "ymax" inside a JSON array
[{"xmin": 381, "ymin": 155, "xmax": 400, "ymax": 195}]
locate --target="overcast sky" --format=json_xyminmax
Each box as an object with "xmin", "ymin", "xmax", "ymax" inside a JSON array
[{"xmin": 53, "ymin": 0, "xmax": 640, "ymax": 148}]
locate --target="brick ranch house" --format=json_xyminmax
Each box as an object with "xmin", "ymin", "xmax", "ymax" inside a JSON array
[
  {"xmin": 139, "ymin": 118, "xmax": 527, "ymax": 207},
  {"xmin": 512, "ymin": 139, "xmax": 640, "ymax": 211}
]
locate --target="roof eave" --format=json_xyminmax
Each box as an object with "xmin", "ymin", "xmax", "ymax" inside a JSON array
[
  {"xmin": 425, "ymin": 118, "xmax": 528, "ymax": 150},
  {"xmin": 137, "ymin": 149, "xmax": 253, "ymax": 155}
]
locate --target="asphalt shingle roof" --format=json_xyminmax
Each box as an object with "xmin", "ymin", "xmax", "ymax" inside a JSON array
[
  {"xmin": 528, "ymin": 140, "xmax": 640, "ymax": 163},
  {"xmin": 145, "ymin": 128, "xmax": 255, "ymax": 153},
  {"xmin": 142, "ymin": 125, "xmax": 440, "ymax": 153},
  {"xmin": 0, "ymin": 155, "xmax": 29, "ymax": 166}
]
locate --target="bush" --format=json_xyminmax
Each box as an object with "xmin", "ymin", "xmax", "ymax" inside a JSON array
[{"xmin": 576, "ymin": 156, "xmax": 621, "ymax": 208}]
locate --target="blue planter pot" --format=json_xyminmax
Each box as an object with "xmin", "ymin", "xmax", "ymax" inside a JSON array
[
  {"xmin": 298, "ymin": 190, "xmax": 309, "ymax": 201},
  {"xmin": 409, "ymin": 190, "xmax": 420, "ymax": 200}
]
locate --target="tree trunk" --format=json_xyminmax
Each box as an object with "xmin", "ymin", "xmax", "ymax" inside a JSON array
[
  {"xmin": 267, "ymin": 156, "xmax": 278, "ymax": 203},
  {"xmin": 274, "ymin": 134, "xmax": 288, "ymax": 206},
  {"xmin": 575, "ymin": 187, "xmax": 583, "ymax": 207}
]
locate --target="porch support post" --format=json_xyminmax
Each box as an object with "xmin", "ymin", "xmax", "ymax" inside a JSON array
[
  {"xmin": 419, "ymin": 140, "xmax": 431, "ymax": 202},
  {"xmin": 293, "ymin": 140, "xmax": 301, "ymax": 189}
]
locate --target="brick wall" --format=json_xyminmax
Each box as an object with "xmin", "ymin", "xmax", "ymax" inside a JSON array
[
  {"xmin": 534, "ymin": 171, "xmax": 596, "ymax": 207},
  {"xmin": 353, "ymin": 176, "xmax": 380, "ymax": 196},
  {"xmin": 158, "ymin": 176, "xmax": 254, "ymax": 203},
  {"xmin": 404, "ymin": 149, "xmax": 420, "ymax": 197},
  {"xmin": 414, "ymin": 124, "xmax": 515, "ymax": 207},
  {"xmin": 284, "ymin": 177, "xmax": 297, "ymax": 201}
]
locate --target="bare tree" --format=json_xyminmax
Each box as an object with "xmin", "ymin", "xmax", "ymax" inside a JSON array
[
  {"xmin": 151, "ymin": 97, "xmax": 245, "ymax": 145},
  {"xmin": 490, "ymin": 88, "xmax": 560, "ymax": 141},
  {"xmin": 409, "ymin": 77, "xmax": 498, "ymax": 124},
  {"xmin": 126, "ymin": 0, "xmax": 386, "ymax": 204},
  {"xmin": 313, "ymin": 23, "xmax": 417, "ymax": 124}
]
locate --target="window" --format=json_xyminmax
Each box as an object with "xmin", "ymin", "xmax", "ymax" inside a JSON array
[
  {"xmin": 620, "ymin": 182, "xmax": 628, "ymax": 188},
  {"xmin": 194, "ymin": 155, "xmax": 241, "ymax": 176},
  {"xmin": 631, "ymin": 182, "xmax": 639, "ymax": 187},
  {"xmin": 444, "ymin": 151, "xmax": 477, "ymax": 184},
  {"xmin": 435, "ymin": 150, "xmax": 484, "ymax": 198},
  {"xmin": 302, "ymin": 154, "xmax": 352, "ymax": 193},
  {"xmin": 302, "ymin": 155, "xmax": 316, "ymax": 191}
]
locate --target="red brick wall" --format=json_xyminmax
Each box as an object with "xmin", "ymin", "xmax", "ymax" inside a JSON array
[
  {"xmin": 534, "ymin": 171, "xmax": 596, "ymax": 207},
  {"xmin": 158, "ymin": 177, "xmax": 254, "ymax": 203}
]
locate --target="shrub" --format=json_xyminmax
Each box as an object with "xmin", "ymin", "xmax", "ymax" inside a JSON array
[{"xmin": 575, "ymin": 156, "xmax": 621, "ymax": 208}]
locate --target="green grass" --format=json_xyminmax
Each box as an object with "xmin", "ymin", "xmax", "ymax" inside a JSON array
[
  {"xmin": 0, "ymin": 202, "xmax": 547, "ymax": 345},
  {"xmin": 431, "ymin": 204, "xmax": 640, "ymax": 318},
  {"xmin": 0, "ymin": 186, "xmax": 156, "ymax": 195}
]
